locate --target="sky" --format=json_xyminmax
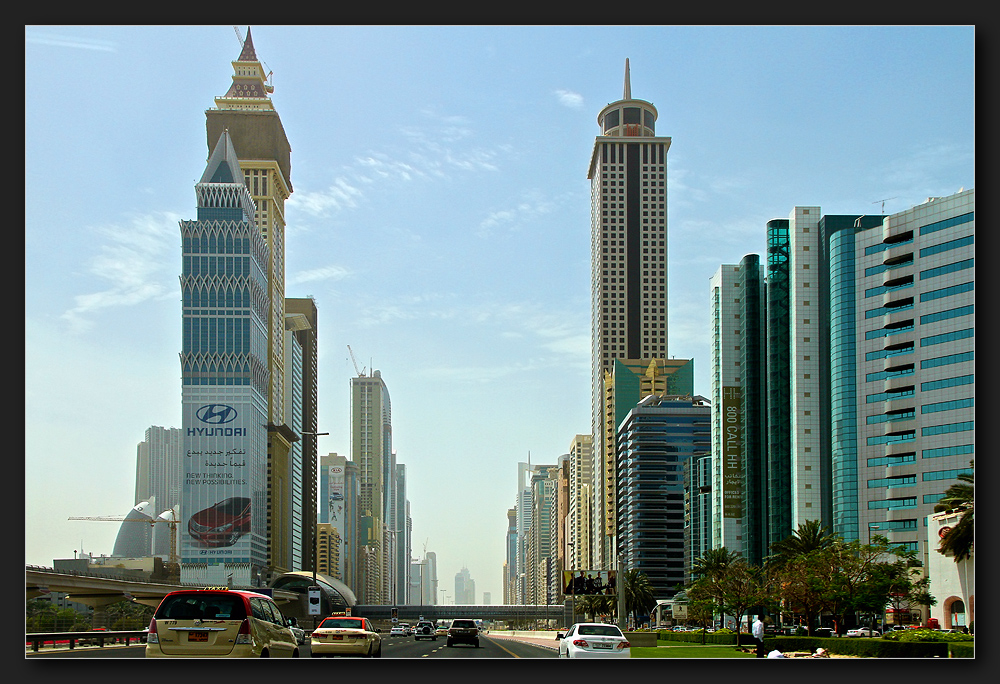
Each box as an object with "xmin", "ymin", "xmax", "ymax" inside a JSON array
[{"xmin": 25, "ymin": 25, "xmax": 975, "ymax": 604}]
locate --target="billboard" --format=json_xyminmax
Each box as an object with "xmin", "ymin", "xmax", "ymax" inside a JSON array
[
  {"xmin": 181, "ymin": 396, "xmax": 265, "ymax": 572},
  {"xmin": 563, "ymin": 570, "xmax": 618, "ymax": 596},
  {"xmin": 721, "ymin": 386, "xmax": 744, "ymax": 519}
]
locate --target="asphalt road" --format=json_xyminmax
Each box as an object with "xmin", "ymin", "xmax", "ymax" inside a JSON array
[{"xmin": 24, "ymin": 635, "xmax": 558, "ymax": 659}]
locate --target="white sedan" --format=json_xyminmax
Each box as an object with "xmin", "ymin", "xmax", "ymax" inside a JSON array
[
  {"xmin": 846, "ymin": 627, "xmax": 880, "ymax": 637},
  {"xmin": 557, "ymin": 623, "xmax": 630, "ymax": 658}
]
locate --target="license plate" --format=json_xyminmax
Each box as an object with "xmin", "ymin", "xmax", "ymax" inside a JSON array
[
  {"xmin": 188, "ymin": 632, "xmax": 208, "ymax": 642},
  {"xmin": 592, "ymin": 642, "xmax": 612, "ymax": 649},
  {"xmin": 330, "ymin": 635, "xmax": 343, "ymax": 640}
]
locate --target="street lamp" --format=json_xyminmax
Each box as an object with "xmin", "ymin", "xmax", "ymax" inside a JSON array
[{"xmin": 301, "ymin": 430, "xmax": 329, "ymax": 629}]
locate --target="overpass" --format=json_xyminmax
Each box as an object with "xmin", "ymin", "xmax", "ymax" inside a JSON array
[{"xmin": 26, "ymin": 566, "xmax": 573, "ymax": 627}]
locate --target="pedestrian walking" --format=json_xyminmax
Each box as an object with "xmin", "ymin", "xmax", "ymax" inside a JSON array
[{"xmin": 752, "ymin": 615, "xmax": 766, "ymax": 658}]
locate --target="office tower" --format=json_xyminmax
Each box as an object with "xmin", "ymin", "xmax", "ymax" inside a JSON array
[
  {"xmin": 600, "ymin": 357, "xmax": 693, "ymax": 571},
  {"xmin": 316, "ymin": 523, "xmax": 340, "ymax": 578},
  {"xmin": 527, "ymin": 464, "xmax": 560, "ymax": 604},
  {"xmin": 856, "ymin": 189, "xmax": 974, "ymax": 560},
  {"xmin": 319, "ymin": 453, "xmax": 359, "ymax": 586},
  {"xmin": 504, "ymin": 507, "xmax": 518, "ymax": 604},
  {"xmin": 179, "ymin": 130, "xmax": 269, "ymax": 587},
  {"xmin": 390, "ymin": 461, "xmax": 410, "ymax": 604},
  {"xmin": 455, "ymin": 566, "xmax": 475, "ymax": 605},
  {"xmin": 683, "ymin": 452, "xmax": 713, "ymax": 582},
  {"xmin": 425, "ymin": 551, "xmax": 439, "ymax": 605},
  {"xmin": 351, "ymin": 369, "xmax": 392, "ymax": 603},
  {"xmin": 709, "ymin": 265, "xmax": 745, "ymax": 555},
  {"xmin": 206, "ymin": 28, "xmax": 295, "ymax": 583},
  {"xmin": 616, "ymin": 395, "xmax": 711, "ymax": 597},
  {"xmin": 131, "ymin": 426, "xmax": 183, "ymax": 558},
  {"xmin": 589, "ymin": 59, "xmax": 672, "ymax": 571},
  {"xmin": 286, "ymin": 298, "xmax": 319, "ymax": 574},
  {"xmin": 567, "ymin": 435, "xmax": 593, "ymax": 573},
  {"xmin": 483, "ymin": 592, "xmax": 491, "ymax": 605}
]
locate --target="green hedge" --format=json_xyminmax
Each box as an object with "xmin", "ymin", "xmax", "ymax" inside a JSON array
[
  {"xmin": 657, "ymin": 631, "xmax": 744, "ymax": 645},
  {"xmin": 761, "ymin": 636, "xmax": 949, "ymax": 658},
  {"xmin": 949, "ymin": 642, "xmax": 975, "ymax": 658}
]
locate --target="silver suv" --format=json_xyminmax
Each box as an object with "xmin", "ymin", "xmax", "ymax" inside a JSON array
[{"xmin": 414, "ymin": 620, "xmax": 437, "ymax": 640}]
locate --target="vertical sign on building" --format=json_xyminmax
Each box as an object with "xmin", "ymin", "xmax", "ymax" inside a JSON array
[{"xmin": 722, "ymin": 386, "xmax": 744, "ymax": 518}]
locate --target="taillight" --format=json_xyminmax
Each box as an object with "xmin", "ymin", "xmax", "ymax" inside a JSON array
[
  {"xmin": 619, "ymin": 640, "xmax": 630, "ymax": 649},
  {"xmin": 235, "ymin": 618, "xmax": 252, "ymax": 645},
  {"xmin": 573, "ymin": 638, "xmax": 589, "ymax": 648},
  {"xmin": 147, "ymin": 618, "xmax": 158, "ymax": 644}
]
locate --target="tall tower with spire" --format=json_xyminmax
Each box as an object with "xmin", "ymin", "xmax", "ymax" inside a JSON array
[
  {"xmin": 179, "ymin": 129, "xmax": 270, "ymax": 587},
  {"xmin": 205, "ymin": 28, "xmax": 298, "ymax": 583},
  {"xmin": 588, "ymin": 59, "xmax": 673, "ymax": 570}
]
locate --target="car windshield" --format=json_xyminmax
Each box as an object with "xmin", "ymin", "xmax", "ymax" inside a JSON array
[
  {"xmin": 156, "ymin": 593, "xmax": 247, "ymax": 620},
  {"xmin": 578, "ymin": 625, "xmax": 623, "ymax": 637},
  {"xmin": 452, "ymin": 620, "xmax": 476, "ymax": 628},
  {"xmin": 321, "ymin": 618, "xmax": 364, "ymax": 630}
]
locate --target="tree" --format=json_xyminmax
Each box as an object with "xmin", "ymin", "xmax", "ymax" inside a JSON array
[
  {"xmin": 772, "ymin": 549, "xmax": 830, "ymax": 635},
  {"xmin": 684, "ymin": 582, "xmax": 717, "ymax": 644},
  {"xmin": 621, "ymin": 568, "xmax": 655, "ymax": 629},
  {"xmin": 718, "ymin": 560, "xmax": 774, "ymax": 641},
  {"xmin": 690, "ymin": 547, "xmax": 741, "ymax": 628},
  {"xmin": 768, "ymin": 519, "xmax": 838, "ymax": 567},
  {"xmin": 934, "ymin": 460, "xmax": 974, "ymax": 563}
]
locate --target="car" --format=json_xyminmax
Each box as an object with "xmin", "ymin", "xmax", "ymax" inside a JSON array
[
  {"xmin": 447, "ymin": 619, "xmax": 480, "ymax": 648},
  {"xmin": 287, "ymin": 617, "xmax": 306, "ymax": 645},
  {"xmin": 846, "ymin": 627, "xmax": 880, "ymax": 638},
  {"xmin": 187, "ymin": 497, "xmax": 251, "ymax": 548},
  {"xmin": 557, "ymin": 623, "xmax": 630, "ymax": 659},
  {"xmin": 435, "ymin": 625, "xmax": 449, "ymax": 637},
  {"xmin": 310, "ymin": 616, "xmax": 382, "ymax": 658},
  {"xmin": 145, "ymin": 587, "xmax": 299, "ymax": 658},
  {"xmin": 414, "ymin": 620, "xmax": 437, "ymax": 640},
  {"xmin": 389, "ymin": 625, "xmax": 406, "ymax": 636},
  {"xmin": 400, "ymin": 622, "xmax": 412, "ymax": 636}
]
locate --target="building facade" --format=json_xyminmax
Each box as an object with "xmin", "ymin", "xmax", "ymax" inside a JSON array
[
  {"xmin": 589, "ymin": 59, "xmax": 672, "ymax": 571},
  {"xmin": 179, "ymin": 130, "xmax": 269, "ymax": 587},
  {"xmin": 286, "ymin": 297, "xmax": 319, "ymax": 574},
  {"xmin": 616, "ymin": 394, "xmax": 711, "ymax": 597},
  {"xmin": 855, "ymin": 189, "xmax": 974, "ymax": 560}
]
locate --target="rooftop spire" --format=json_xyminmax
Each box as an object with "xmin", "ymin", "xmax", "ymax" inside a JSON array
[
  {"xmin": 623, "ymin": 58, "xmax": 631, "ymax": 100},
  {"xmin": 237, "ymin": 26, "xmax": 257, "ymax": 62},
  {"xmin": 200, "ymin": 129, "xmax": 243, "ymax": 185}
]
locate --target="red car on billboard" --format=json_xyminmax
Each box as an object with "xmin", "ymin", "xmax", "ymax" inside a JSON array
[{"xmin": 188, "ymin": 497, "xmax": 251, "ymax": 547}]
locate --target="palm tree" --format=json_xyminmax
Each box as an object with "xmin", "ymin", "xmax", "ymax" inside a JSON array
[
  {"xmin": 934, "ymin": 460, "xmax": 974, "ymax": 562},
  {"xmin": 621, "ymin": 568, "xmax": 655, "ymax": 629},
  {"xmin": 768, "ymin": 519, "xmax": 838, "ymax": 567},
  {"xmin": 690, "ymin": 547, "xmax": 740, "ymax": 628}
]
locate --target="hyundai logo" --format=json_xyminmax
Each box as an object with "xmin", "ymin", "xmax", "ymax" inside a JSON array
[{"xmin": 196, "ymin": 404, "xmax": 238, "ymax": 425}]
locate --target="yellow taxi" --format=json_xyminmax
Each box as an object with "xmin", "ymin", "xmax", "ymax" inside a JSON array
[
  {"xmin": 309, "ymin": 616, "xmax": 382, "ymax": 657},
  {"xmin": 145, "ymin": 587, "xmax": 300, "ymax": 658}
]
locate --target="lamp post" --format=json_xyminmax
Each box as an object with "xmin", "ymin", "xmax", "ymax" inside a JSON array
[{"xmin": 301, "ymin": 430, "xmax": 329, "ymax": 630}]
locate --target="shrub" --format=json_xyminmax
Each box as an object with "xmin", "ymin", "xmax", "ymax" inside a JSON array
[
  {"xmin": 761, "ymin": 635, "xmax": 949, "ymax": 658},
  {"xmin": 882, "ymin": 628, "xmax": 974, "ymax": 643},
  {"xmin": 949, "ymin": 642, "xmax": 975, "ymax": 658}
]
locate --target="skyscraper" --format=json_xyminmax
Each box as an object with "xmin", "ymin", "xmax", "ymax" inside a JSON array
[
  {"xmin": 589, "ymin": 59, "xmax": 672, "ymax": 570},
  {"xmin": 351, "ymin": 369, "xmax": 392, "ymax": 603},
  {"xmin": 179, "ymin": 129, "xmax": 269, "ymax": 587},
  {"xmin": 206, "ymin": 28, "xmax": 296, "ymax": 583},
  {"xmin": 286, "ymin": 297, "xmax": 319, "ymax": 573}
]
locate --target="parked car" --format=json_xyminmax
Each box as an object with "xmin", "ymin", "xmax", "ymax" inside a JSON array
[
  {"xmin": 414, "ymin": 620, "xmax": 437, "ymax": 640},
  {"xmin": 846, "ymin": 627, "xmax": 880, "ymax": 637},
  {"xmin": 447, "ymin": 619, "xmax": 480, "ymax": 648},
  {"xmin": 145, "ymin": 587, "xmax": 299, "ymax": 658},
  {"xmin": 557, "ymin": 623, "xmax": 630, "ymax": 658},
  {"xmin": 310, "ymin": 616, "xmax": 381, "ymax": 658}
]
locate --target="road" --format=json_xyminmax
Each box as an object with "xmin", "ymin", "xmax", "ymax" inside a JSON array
[{"xmin": 24, "ymin": 635, "xmax": 558, "ymax": 659}]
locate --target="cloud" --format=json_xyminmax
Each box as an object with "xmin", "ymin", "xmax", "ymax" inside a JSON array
[
  {"xmin": 25, "ymin": 31, "xmax": 117, "ymax": 52},
  {"xmin": 554, "ymin": 89, "xmax": 584, "ymax": 109},
  {"xmin": 61, "ymin": 212, "xmax": 180, "ymax": 333},
  {"xmin": 287, "ymin": 265, "xmax": 353, "ymax": 286},
  {"xmin": 476, "ymin": 193, "xmax": 557, "ymax": 238}
]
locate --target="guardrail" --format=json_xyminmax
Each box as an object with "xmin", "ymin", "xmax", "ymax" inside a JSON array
[{"xmin": 25, "ymin": 630, "xmax": 148, "ymax": 652}]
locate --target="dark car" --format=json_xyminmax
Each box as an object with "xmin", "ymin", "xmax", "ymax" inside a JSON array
[
  {"xmin": 188, "ymin": 497, "xmax": 251, "ymax": 547},
  {"xmin": 414, "ymin": 620, "xmax": 437, "ymax": 641},
  {"xmin": 447, "ymin": 619, "xmax": 479, "ymax": 648}
]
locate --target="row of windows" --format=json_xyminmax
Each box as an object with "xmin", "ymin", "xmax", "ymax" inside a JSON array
[
  {"xmin": 922, "ymin": 397, "xmax": 974, "ymax": 414},
  {"xmin": 918, "ymin": 211, "xmax": 974, "ymax": 236},
  {"xmin": 920, "ymin": 257, "xmax": 974, "ymax": 280},
  {"xmin": 919, "ymin": 234, "xmax": 974, "ymax": 258},
  {"xmin": 920, "ymin": 280, "xmax": 974, "ymax": 302},
  {"xmin": 922, "ymin": 420, "xmax": 974, "ymax": 436},
  {"xmin": 922, "ymin": 444, "xmax": 973, "ymax": 459},
  {"xmin": 921, "ymin": 350, "xmax": 974, "ymax": 369},
  {"xmin": 920, "ymin": 304, "xmax": 974, "ymax": 325},
  {"xmin": 921, "ymin": 374, "xmax": 974, "ymax": 391}
]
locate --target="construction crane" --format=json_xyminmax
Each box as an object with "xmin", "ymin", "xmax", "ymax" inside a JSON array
[
  {"xmin": 69, "ymin": 509, "xmax": 179, "ymax": 567},
  {"xmin": 347, "ymin": 345, "xmax": 367, "ymax": 377}
]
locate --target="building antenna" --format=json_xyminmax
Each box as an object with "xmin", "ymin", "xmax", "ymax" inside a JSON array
[{"xmin": 873, "ymin": 197, "xmax": 897, "ymax": 216}]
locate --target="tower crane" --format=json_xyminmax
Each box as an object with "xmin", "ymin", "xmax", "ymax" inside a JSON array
[
  {"xmin": 69, "ymin": 509, "xmax": 179, "ymax": 568},
  {"xmin": 347, "ymin": 345, "xmax": 367, "ymax": 377}
]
